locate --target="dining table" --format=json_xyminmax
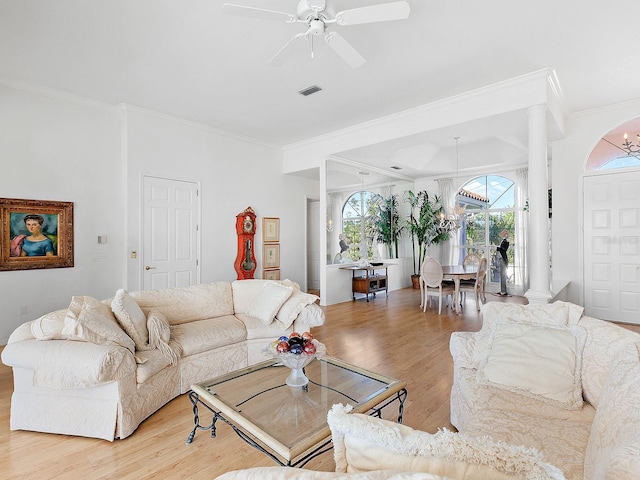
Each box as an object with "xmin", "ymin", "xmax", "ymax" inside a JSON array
[{"xmin": 442, "ymin": 264, "xmax": 478, "ymax": 314}]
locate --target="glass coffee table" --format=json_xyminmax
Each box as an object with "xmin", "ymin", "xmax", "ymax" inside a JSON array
[{"xmin": 186, "ymin": 355, "xmax": 407, "ymax": 467}]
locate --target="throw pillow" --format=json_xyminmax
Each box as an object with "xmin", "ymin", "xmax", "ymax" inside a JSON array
[
  {"xmin": 276, "ymin": 290, "xmax": 319, "ymax": 329},
  {"xmin": 112, "ymin": 289, "xmax": 149, "ymax": 350},
  {"xmin": 327, "ymin": 404, "xmax": 565, "ymax": 479},
  {"xmin": 584, "ymin": 342, "xmax": 640, "ymax": 479},
  {"xmin": 476, "ymin": 320, "xmax": 586, "ymax": 410},
  {"xmin": 61, "ymin": 295, "xmax": 135, "ymax": 353},
  {"xmin": 147, "ymin": 310, "xmax": 181, "ymax": 365},
  {"xmin": 472, "ymin": 301, "xmax": 585, "ymax": 366},
  {"xmin": 31, "ymin": 308, "xmax": 68, "ymax": 340},
  {"xmin": 247, "ymin": 282, "xmax": 293, "ymax": 325}
]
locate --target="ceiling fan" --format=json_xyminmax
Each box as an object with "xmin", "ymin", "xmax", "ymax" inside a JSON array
[{"xmin": 221, "ymin": 0, "xmax": 411, "ymax": 68}]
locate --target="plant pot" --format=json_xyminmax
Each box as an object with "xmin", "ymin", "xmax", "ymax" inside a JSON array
[{"xmin": 411, "ymin": 274, "xmax": 421, "ymax": 289}]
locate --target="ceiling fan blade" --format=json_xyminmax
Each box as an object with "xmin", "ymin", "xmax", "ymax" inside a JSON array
[
  {"xmin": 307, "ymin": 0, "xmax": 326, "ymax": 11},
  {"xmin": 324, "ymin": 32, "xmax": 366, "ymax": 68},
  {"xmin": 222, "ymin": 3, "xmax": 297, "ymax": 23},
  {"xmin": 335, "ymin": 1, "xmax": 410, "ymax": 26},
  {"xmin": 269, "ymin": 33, "xmax": 308, "ymax": 66}
]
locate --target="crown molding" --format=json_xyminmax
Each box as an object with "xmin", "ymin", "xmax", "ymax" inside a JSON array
[{"xmin": 285, "ymin": 69, "xmax": 560, "ymax": 152}]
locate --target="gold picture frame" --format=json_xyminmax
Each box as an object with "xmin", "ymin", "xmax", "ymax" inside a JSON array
[
  {"xmin": 263, "ymin": 243, "xmax": 280, "ymax": 269},
  {"xmin": 262, "ymin": 217, "xmax": 280, "ymax": 243},
  {"xmin": 0, "ymin": 198, "xmax": 74, "ymax": 271},
  {"xmin": 263, "ymin": 269, "xmax": 280, "ymax": 281}
]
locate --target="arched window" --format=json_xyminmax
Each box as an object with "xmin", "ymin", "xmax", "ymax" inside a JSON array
[
  {"xmin": 341, "ymin": 191, "xmax": 382, "ymax": 261},
  {"xmin": 587, "ymin": 118, "xmax": 640, "ymax": 171},
  {"xmin": 457, "ymin": 175, "xmax": 518, "ymax": 288}
]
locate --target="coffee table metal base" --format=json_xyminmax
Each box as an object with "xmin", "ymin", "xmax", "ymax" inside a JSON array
[{"xmin": 186, "ymin": 387, "xmax": 408, "ymax": 467}]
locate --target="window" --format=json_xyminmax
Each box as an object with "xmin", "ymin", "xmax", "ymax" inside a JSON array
[
  {"xmin": 598, "ymin": 155, "xmax": 640, "ymax": 170},
  {"xmin": 341, "ymin": 191, "xmax": 382, "ymax": 261},
  {"xmin": 457, "ymin": 175, "xmax": 517, "ymax": 287}
]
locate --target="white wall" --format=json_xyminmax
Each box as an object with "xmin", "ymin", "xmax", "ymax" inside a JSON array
[
  {"xmin": 552, "ymin": 99, "xmax": 640, "ymax": 305},
  {"xmin": 123, "ymin": 107, "xmax": 318, "ymax": 291},
  {"xmin": 0, "ymin": 87, "xmax": 320, "ymax": 344},
  {"xmin": 0, "ymin": 86, "xmax": 123, "ymax": 343}
]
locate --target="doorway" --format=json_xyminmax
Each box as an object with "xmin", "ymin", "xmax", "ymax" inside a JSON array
[
  {"xmin": 583, "ymin": 170, "xmax": 640, "ymax": 323},
  {"xmin": 306, "ymin": 198, "xmax": 320, "ymax": 293},
  {"xmin": 142, "ymin": 176, "xmax": 200, "ymax": 290}
]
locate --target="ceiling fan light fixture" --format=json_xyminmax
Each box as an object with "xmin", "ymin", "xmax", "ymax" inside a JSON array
[{"xmin": 298, "ymin": 85, "xmax": 322, "ymax": 96}]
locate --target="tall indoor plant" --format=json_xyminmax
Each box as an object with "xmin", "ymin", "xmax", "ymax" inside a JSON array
[
  {"xmin": 371, "ymin": 193, "xmax": 404, "ymax": 259},
  {"xmin": 404, "ymin": 190, "xmax": 450, "ymax": 287}
]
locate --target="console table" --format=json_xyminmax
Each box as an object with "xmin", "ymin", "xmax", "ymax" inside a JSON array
[{"xmin": 340, "ymin": 264, "xmax": 389, "ymax": 302}]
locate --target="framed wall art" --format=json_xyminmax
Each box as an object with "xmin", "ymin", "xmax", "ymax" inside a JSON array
[
  {"xmin": 0, "ymin": 198, "xmax": 74, "ymax": 271},
  {"xmin": 263, "ymin": 269, "xmax": 280, "ymax": 281},
  {"xmin": 262, "ymin": 217, "xmax": 280, "ymax": 243},
  {"xmin": 263, "ymin": 243, "xmax": 280, "ymax": 269}
]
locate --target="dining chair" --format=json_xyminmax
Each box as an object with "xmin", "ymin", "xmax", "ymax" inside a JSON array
[
  {"xmin": 458, "ymin": 253, "xmax": 480, "ymax": 285},
  {"xmin": 462, "ymin": 253, "xmax": 480, "ymax": 268},
  {"xmin": 459, "ymin": 256, "xmax": 488, "ymax": 311},
  {"xmin": 419, "ymin": 257, "xmax": 455, "ymax": 314}
]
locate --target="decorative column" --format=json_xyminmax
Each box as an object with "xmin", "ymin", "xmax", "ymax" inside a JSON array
[{"xmin": 525, "ymin": 105, "xmax": 552, "ymax": 304}]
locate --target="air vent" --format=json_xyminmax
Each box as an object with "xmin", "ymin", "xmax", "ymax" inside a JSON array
[
  {"xmin": 390, "ymin": 166, "xmax": 402, "ymax": 170},
  {"xmin": 298, "ymin": 85, "xmax": 322, "ymax": 96}
]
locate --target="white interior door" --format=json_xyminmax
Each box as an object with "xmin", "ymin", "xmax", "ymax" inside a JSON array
[
  {"xmin": 143, "ymin": 176, "xmax": 199, "ymax": 290},
  {"xmin": 584, "ymin": 170, "xmax": 640, "ymax": 323}
]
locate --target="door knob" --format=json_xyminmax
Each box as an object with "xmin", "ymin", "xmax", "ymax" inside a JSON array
[{"xmin": 145, "ymin": 266, "xmax": 156, "ymax": 270}]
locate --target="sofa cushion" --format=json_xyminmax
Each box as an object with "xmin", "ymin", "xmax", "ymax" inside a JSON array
[
  {"xmin": 61, "ymin": 296, "xmax": 135, "ymax": 353},
  {"xmin": 476, "ymin": 321, "xmax": 586, "ymax": 410},
  {"xmin": 30, "ymin": 308, "xmax": 67, "ymax": 340},
  {"xmin": 453, "ymin": 366, "xmax": 594, "ymax": 479},
  {"xmin": 112, "ymin": 289, "xmax": 150, "ymax": 350},
  {"xmin": 247, "ymin": 282, "xmax": 293, "ymax": 325},
  {"xmin": 584, "ymin": 342, "xmax": 640, "ymax": 480},
  {"xmin": 170, "ymin": 315, "xmax": 246, "ymax": 357},
  {"xmin": 131, "ymin": 282, "xmax": 234, "ymax": 325},
  {"xmin": 277, "ymin": 290, "xmax": 319, "ymax": 329},
  {"xmin": 134, "ymin": 348, "xmax": 173, "ymax": 384},
  {"xmin": 327, "ymin": 404, "xmax": 564, "ymax": 480}
]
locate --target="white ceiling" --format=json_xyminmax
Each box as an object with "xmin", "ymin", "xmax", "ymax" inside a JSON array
[{"xmin": 1, "ymin": 0, "xmax": 639, "ymax": 178}]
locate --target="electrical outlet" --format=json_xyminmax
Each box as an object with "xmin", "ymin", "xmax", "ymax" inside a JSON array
[{"xmin": 19, "ymin": 305, "xmax": 27, "ymax": 315}]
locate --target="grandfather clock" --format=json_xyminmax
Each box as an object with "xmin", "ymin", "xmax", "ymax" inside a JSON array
[{"xmin": 234, "ymin": 206, "xmax": 257, "ymax": 279}]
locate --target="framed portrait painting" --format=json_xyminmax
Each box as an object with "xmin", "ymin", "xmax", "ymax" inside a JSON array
[
  {"xmin": 263, "ymin": 243, "xmax": 280, "ymax": 269},
  {"xmin": 0, "ymin": 198, "xmax": 74, "ymax": 271},
  {"xmin": 262, "ymin": 217, "xmax": 280, "ymax": 243}
]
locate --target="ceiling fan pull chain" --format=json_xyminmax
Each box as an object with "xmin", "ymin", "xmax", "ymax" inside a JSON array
[{"xmin": 311, "ymin": 34, "xmax": 315, "ymax": 59}]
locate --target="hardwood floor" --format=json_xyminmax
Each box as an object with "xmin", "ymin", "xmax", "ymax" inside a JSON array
[{"xmin": 0, "ymin": 289, "xmax": 637, "ymax": 479}]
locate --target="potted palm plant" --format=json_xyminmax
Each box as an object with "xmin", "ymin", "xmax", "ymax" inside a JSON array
[
  {"xmin": 404, "ymin": 190, "xmax": 450, "ymax": 288},
  {"xmin": 371, "ymin": 193, "xmax": 403, "ymax": 259}
]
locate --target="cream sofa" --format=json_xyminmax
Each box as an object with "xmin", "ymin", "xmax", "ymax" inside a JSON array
[
  {"xmin": 450, "ymin": 302, "xmax": 640, "ymax": 480},
  {"xmin": 1, "ymin": 279, "xmax": 324, "ymax": 441}
]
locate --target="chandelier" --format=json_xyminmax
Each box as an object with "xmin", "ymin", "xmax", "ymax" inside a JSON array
[
  {"xmin": 439, "ymin": 137, "xmax": 465, "ymax": 232},
  {"xmin": 621, "ymin": 132, "xmax": 640, "ymax": 156}
]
